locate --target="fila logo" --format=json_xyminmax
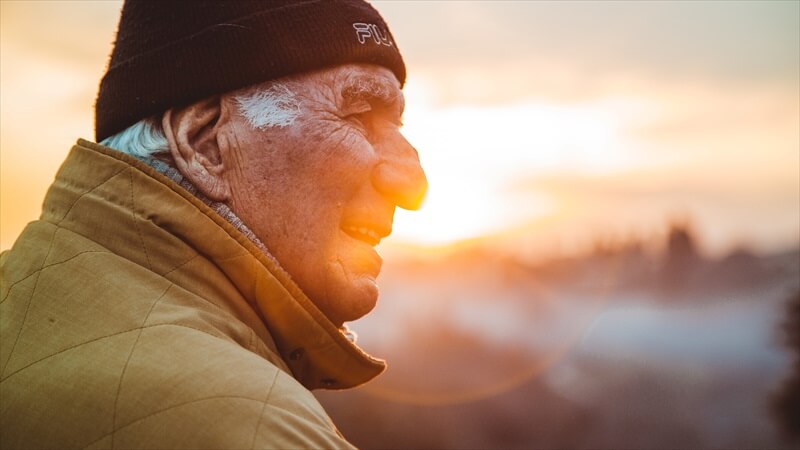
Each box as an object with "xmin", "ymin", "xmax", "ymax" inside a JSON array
[{"xmin": 353, "ymin": 23, "xmax": 393, "ymax": 47}]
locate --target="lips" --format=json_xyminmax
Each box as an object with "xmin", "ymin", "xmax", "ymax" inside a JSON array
[{"xmin": 342, "ymin": 222, "xmax": 391, "ymax": 246}]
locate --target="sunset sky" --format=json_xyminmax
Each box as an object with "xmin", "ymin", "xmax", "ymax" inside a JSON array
[{"xmin": 2, "ymin": 0, "xmax": 798, "ymax": 258}]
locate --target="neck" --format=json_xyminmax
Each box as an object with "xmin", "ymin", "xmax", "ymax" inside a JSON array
[{"xmin": 135, "ymin": 155, "xmax": 280, "ymax": 267}]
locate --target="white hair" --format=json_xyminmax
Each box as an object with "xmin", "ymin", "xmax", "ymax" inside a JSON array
[
  {"xmin": 101, "ymin": 83, "xmax": 299, "ymax": 158},
  {"xmin": 100, "ymin": 117, "xmax": 169, "ymax": 159},
  {"xmin": 234, "ymin": 83, "xmax": 300, "ymax": 129}
]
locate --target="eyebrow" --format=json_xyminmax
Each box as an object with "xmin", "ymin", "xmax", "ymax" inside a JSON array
[{"xmin": 340, "ymin": 75, "xmax": 402, "ymax": 111}]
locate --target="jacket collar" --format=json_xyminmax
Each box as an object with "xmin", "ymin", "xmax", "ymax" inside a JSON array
[{"xmin": 44, "ymin": 139, "xmax": 386, "ymax": 389}]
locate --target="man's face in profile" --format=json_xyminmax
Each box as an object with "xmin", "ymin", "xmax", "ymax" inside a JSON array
[{"xmin": 222, "ymin": 64, "xmax": 427, "ymax": 326}]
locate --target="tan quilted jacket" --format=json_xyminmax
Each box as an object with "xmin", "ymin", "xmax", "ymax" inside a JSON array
[{"xmin": 0, "ymin": 140, "xmax": 385, "ymax": 449}]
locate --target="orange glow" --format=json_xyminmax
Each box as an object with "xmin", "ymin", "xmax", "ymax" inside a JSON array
[
  {"xmin": 2, "ymin": 3, "xmax": 798, "ymax": 256},
  {"xmin": 3, "ymin": 2, "xmax": 799, "ymax": 448}
]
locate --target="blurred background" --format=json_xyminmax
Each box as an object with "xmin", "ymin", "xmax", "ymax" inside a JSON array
[{"xmin": 2, "ymin": 1, "xmax": 799, "ymax": 448}]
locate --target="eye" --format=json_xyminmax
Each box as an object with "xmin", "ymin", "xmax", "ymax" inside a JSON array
[
  {"xmin": 341, "ymin": 99, "xmax": 372, "ymax": 131},
  {"xmin": 345, "ymin": 112, "xmax": 369, "ymax": 128},
  {"xmin": 343, "ymin": 112, "xmax": 373, "ymax": 135}
]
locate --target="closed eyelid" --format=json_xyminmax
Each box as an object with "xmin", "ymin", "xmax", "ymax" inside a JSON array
[
  {"xmin": 346, "ymin": 99, "xmax": 373, "ymax": 115},
  {"xmin": 344, "ymin": 105, "xmax": 404, "ymax": 129}
]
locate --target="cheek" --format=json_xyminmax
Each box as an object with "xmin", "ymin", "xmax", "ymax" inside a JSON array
[{"xmin": 298, "ymin": 121, "xmax": 377, "ymax": 172}]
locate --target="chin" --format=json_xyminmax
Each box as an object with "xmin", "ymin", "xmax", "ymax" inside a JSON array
[{"xmin": 320, "ymin": 270, "xmax": 380, "ymax": 326}]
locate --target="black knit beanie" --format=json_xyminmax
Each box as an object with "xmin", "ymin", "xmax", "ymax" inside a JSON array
[{"xmin": 95, "ymin": 0, "xmax": 405, "ymax": 142}]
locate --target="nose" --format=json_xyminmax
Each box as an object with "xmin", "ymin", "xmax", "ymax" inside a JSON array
[{"xmin": 371, "ymin": 133, "xmax": 428, "ymax": 210}]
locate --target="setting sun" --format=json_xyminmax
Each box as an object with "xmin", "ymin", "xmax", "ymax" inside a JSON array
[{"xmin": 389, "ymin": 76, "xmax": 648, "ymax": 247}]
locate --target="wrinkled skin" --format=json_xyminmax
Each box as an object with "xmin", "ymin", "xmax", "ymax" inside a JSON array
[{"xmin": 162, "ymin": 64, "xmax": 427, "ymax": 326}]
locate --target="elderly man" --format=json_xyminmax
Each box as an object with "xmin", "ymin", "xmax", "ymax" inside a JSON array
[{"xmin": 0, "ymin": 1, "xmax": 425, "ymax": 448}]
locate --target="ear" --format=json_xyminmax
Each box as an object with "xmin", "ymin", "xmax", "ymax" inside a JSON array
[{"xmin": 162, "ymin": 97, "xmax": 231, "ymax": 201}]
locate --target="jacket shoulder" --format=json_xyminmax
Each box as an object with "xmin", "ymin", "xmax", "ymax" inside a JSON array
[
  {"xmin": 2, "ymin": 221, "xmax": 352, "ymax": 449},
  {"xmin": 101, "ymin": 329, "xmax": 355, "ymax": 449}
]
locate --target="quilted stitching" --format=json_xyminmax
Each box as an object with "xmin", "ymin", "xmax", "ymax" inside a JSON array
[
  {"xmin": 111, "ymin": 283, "xmax": 173, "ymax": 449},
  {"xmin": 128, "ymin": 170, "xmax": 153, "ymax": 271},
  {"xmin": 0, "ymin": 225, "xmax": 58, "ymax": 375},
  {"xmin": 57, "ymin": 166, "xmax": 130, "ymax": 224},
  {"xmin": 163, "ymin": 253, "xmax": 200, "ymax": 276},
  {"xmin": 1, "ymin": 328, "xmax": 139, "ymax": 383},
  {"xmin": 0, "ymin": 322, "xmax": 231, "ymax": 384},
  {"xmin": 250, "ymin": 369, "xmax": 280, "ymax": 449},
  {"xmin": 0, "ymin": 250, "xmax": 109, "ymax": 305},
  {"xmin": 80, "ymin": 395, "xmax": 269, "ymax": 449}
]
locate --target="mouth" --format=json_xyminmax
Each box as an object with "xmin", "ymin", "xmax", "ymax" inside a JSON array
[{"xmin": 341, "ymin": 223, "xmax": 390, "ymax": 246}]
